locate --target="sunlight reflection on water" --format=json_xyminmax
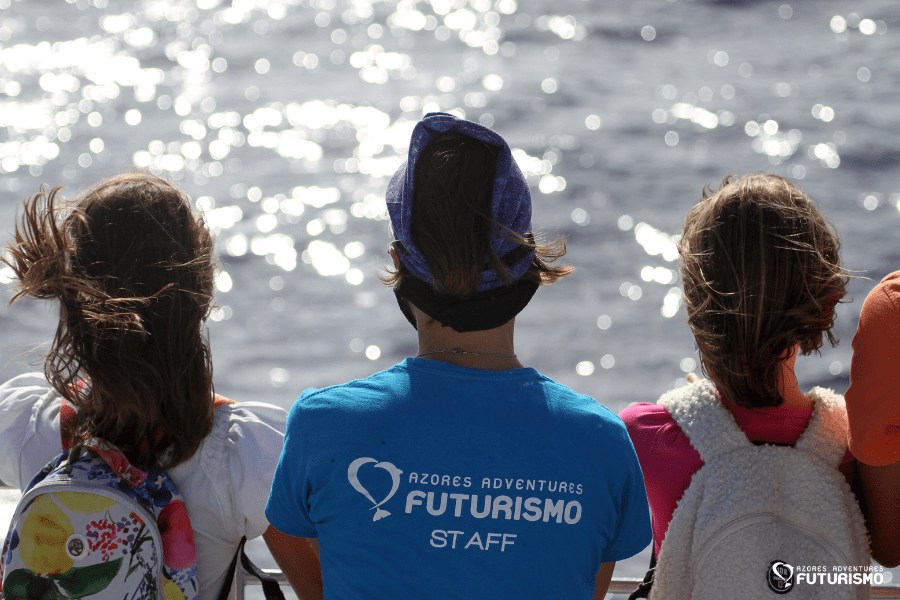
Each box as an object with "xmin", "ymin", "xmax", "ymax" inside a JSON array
[
  {"xmin": 2, "ymin": 0, "xmax": 899, "ymax": 581},
  {"xmin": 0, "ymin": 0, "xmax": 897, "ymax": 409}
]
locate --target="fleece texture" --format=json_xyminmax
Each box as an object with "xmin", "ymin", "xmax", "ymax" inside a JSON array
[{"xmin": 650, "ymin": 379, "xmax": 870, "ymax": 600}]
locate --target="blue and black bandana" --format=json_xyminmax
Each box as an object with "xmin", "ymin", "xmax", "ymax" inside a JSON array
[{"xmin": 387, "ymin": 113, "xmax": 538, "ymax": 332}]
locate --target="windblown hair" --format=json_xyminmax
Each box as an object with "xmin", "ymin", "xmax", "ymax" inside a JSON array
[
  {"xmin": 383, "ymin": 131, "xmax": 571, "ymax": 297},
  {"xmin": 679, "ymin": 173, "xmax": 848, "ymax": 409},
  {"xmin": 2, "ymin": 172, "xmax": 217, "ymax": 468}
]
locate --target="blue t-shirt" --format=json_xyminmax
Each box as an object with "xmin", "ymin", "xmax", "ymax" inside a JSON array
[{"xmin": 266, "ymin": 358, "xmax": 650, "ymax": 599}]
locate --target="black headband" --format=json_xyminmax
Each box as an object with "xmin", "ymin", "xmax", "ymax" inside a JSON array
[
  {"xmin": 394, "ymin": 273, "xmax": 538, "ymax": 333},
  {"xmin": 391, "ymin": 239, "xmax": 539, "ymax": 332}
]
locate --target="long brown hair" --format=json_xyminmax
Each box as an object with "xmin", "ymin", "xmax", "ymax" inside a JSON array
[
  {"xmin": 3, "ymin": 172, "xmax": 217, "ymax": 467},
  {"xmin": 383, "ymin": 131, "xmax": 571, "ymax": 296},
  {"xmin": 679, "ymin": 173, "xmax": 848, "ymax": 408}
]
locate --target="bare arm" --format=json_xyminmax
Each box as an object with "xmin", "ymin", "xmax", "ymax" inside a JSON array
[
  {"xmin": 263, "ymin": 525, "xmax": 324, "ymax": 600},
  {"xmin": 838, "ymin": 457, "xmax": 858, "ymax": 497},
  {"xmin": 592, "ymin": 562, "xmax": 616, "ymax": 600},
  {"xmin": 843, "ymin": 278, "xmax": 900, "ymax": 567},
  {"xmin": 859, "ymin": 461, "xmax": 900, "ymax": 567}
]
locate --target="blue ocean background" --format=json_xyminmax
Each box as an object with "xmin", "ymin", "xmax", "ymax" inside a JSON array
[{"xmin": 0, "ymin": 0, "xmax": 898, "ymax": 594}]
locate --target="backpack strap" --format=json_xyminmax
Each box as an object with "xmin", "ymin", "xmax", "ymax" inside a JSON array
[
  {"xmin": 660, "ymin": 381, "xmax": 850, "ymax": 467},
  {"xmin": 215, "ymin": 395, "xmax": 236, "ymax": 408},
  {"xmin": 59, "ymin": 397, "xmax": 78, "ymax": 451},
  {"xmin": 793, "ymin": 387, "xmax": 848, "ymax": 466},
  {"xmin": 627, "ymin": 544, "xmax": 657, "ymax": 600},
  {"xmin": 218, "ymin": 537, "xmax": 286, "ymax": 600},
  {"xmin": 60, "ymin": 393, "xmax": 235, "ymax": 452},
  {"xmin": 59, "ymin": 380, "xmax": 88, "ymax": 450},
  {"xmin": 657, "ymin": 379, "xmax": 750, "ymax": 462}
]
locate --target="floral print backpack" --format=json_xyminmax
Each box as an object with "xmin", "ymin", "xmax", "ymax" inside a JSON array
[{"xmin": 0, "ymin": 399, "xmax": 201, "ymax": 600}]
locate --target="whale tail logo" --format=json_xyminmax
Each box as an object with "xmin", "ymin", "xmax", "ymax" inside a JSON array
[
  {"xmin": 373, "ymin": 508, "xmax": 391, "ymax": 521},
  {"xmin": 348, "ymin": 457, "xmax": 403, "ymax": 521}
]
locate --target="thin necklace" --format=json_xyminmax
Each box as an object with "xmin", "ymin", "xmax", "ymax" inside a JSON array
[{"xmin": 416, "ymin": 349, "xmax": 517, "ymax": 358}]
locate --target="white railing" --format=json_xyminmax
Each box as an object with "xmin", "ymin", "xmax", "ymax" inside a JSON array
[
  {"xmin": 235, "ymin": 569, "xmax": 900, "ymax": 599},
  {"xmin": 0, "ymin": 481, "xmax": 893, "ymax": 599}
]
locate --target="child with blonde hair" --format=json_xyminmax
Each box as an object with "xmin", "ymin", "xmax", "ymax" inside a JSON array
[{"xmin": 621, "ymin": 174, "xmax": 868, "ymax": 599}]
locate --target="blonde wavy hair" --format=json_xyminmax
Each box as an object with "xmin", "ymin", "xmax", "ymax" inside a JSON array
[{"xmin": 679, "ymin": 173, "xmax": 848, "ymax": 408}]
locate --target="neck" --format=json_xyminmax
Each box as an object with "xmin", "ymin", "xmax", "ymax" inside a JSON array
[
  {"xmin": 414, "ymin": 308, "xmax": 523, "ymax": 371},
  {"xmin": 776, "ymin": 347, "xmax": 812, "ymax": 408}
]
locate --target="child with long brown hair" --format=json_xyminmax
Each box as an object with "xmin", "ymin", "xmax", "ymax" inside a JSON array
[
  {"xmin": 620, "ymin": 173, "xmax": 868, "ymax": 598},
  {"xmin": 0, "ymin": 171, "xmax": 286, "ymax": 598}
]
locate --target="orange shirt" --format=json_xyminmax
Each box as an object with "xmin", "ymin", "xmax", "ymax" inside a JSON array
[{"xmin": 846, "ymin": 271, "xmax": 900, "ymax": 466}]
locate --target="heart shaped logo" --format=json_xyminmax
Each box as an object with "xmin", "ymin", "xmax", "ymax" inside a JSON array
[
  {"xmin": 348, "ymin": 457, "xmax": 403, "ymax": 521},
  {"xmin": 767, "ymin": 561, "xmax": 795, "ymax": 594}
]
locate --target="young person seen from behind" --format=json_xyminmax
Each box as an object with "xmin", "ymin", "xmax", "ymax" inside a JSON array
[
  {"xmin": 845, "ymin": 272, "xmax": 900, "ymax": 567},
  {"xmin": 0, "ymin": 172, "xmax": 287, "ymax": 599},
  {"xmin": 620, "ymin": 174, "xmax": 869, "ymax": 598},
  {"xmin": 265, "ymin": 113, "xmax": 652, "ymax": 599}
]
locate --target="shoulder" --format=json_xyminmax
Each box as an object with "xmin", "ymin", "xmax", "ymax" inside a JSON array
[
  {"xmin": 875, "ymin": 270, "xmax": 900, "ymax": 300},
  {"xmin": 0, "ymin": 374, "xmax": 63, "ymax": 488},
  {"xmin": 215, "ymin": 399, "xmax": 289, "ymax": 424},
  {"xmin": 619, "ymin": 401, "xmax": 674, "ymax": 428},
  {"xmin": 176, "ymin": 400, "xmax": 287, "ymax": 481},
  {"xmin": 534, "ymin": 376, "xmax": 612, "ymax": 418},
  {"xmin": 0, "ymin": 373, "xmax": 62, "ymax": 436},
  {"xmin": 619, "ymin": 397, "xmax": 699, "ymax": 462},
  {"xmin": 0, "ymin": 373, "xmax": 58, "ymax": 406},
  {"xmin": 619, "ymin": 401, "xmax": 683, "ymax": 442},
  {"xmin": 801, "ymin": 388, "xmax": 856, "ymax": 465},
  {"xmin": 287, "ymin": 364, "xmax": 410, "ymax": 418},
  {"xmin": 533, "ymin": 379, "xmax": 639, "ymax": 449},
  {"xmin": 209, "ymin": 401, "xmax": 288, "ymax": 452},
  {"xmin": 163, "ymin": 400, "xmax": 288, "ymax": 577},
  {"xmin": 170, "ymin": 400, "xmax": 287, "ymax": 527},
  {"xmin": 861, "ymin": 271, "xmax": 900, "ymax": 321}
]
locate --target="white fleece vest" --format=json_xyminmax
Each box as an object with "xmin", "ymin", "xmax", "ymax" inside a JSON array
[{"xmin": 650, "ymin": 380, "xmax": 870, "ymax": 600}]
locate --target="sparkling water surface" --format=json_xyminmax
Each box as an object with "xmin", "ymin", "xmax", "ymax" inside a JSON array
[{"xmin": 0, "ymin": 0, "xmax": 898, "ymax": 590}]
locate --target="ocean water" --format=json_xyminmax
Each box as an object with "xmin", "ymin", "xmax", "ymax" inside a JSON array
[{"xmin": 0, "ymin": 0, "xmax": 898, "ymax": 592}]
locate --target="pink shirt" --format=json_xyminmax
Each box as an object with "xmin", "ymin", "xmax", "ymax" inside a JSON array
[{"xmin": 619, "ymin": 398, "xmax": 848, "ymax": 556}]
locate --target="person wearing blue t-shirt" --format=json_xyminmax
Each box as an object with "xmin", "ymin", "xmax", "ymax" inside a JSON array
[{"xmin": 264, "ymin": 113, "xmax": 651, "ymax": 599}]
